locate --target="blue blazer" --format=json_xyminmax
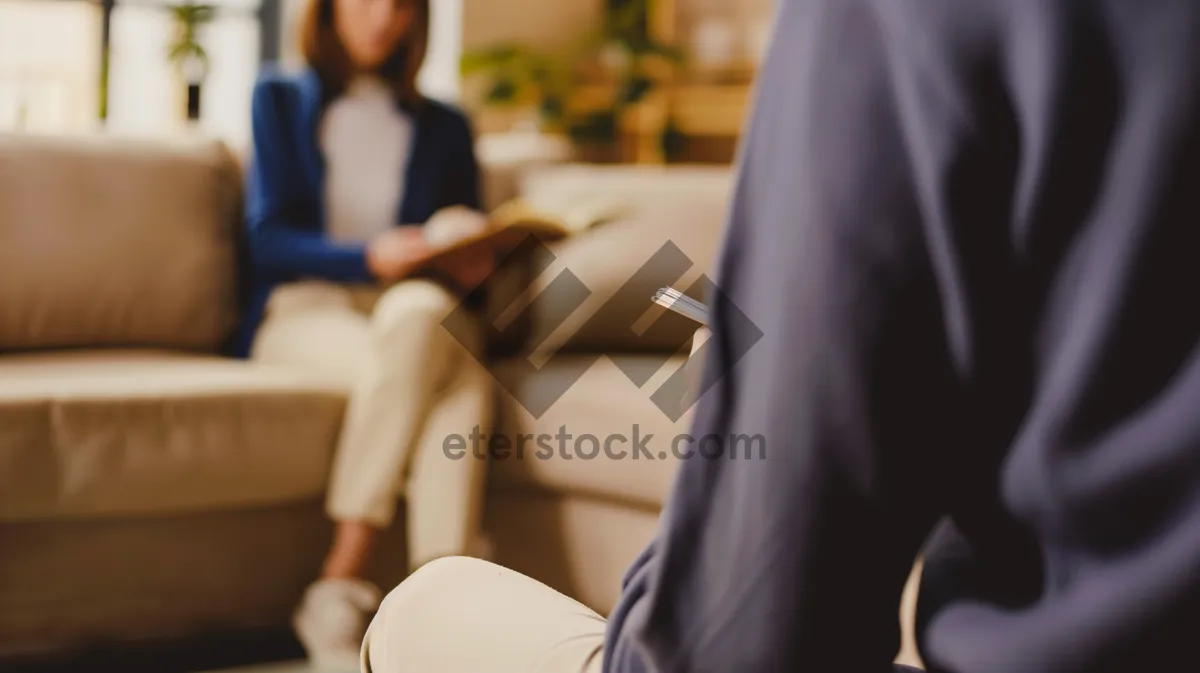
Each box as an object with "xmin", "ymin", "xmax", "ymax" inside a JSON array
[{"xmin": 226, "ymin": 67, "xmax": 481, "ymax": 357}]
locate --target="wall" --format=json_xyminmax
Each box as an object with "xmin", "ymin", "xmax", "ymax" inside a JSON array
[{"xmin": 462, "ymin": 0, "xmax": 602, "ymax": 51}]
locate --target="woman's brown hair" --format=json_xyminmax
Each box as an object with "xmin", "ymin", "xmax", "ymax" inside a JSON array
[{"xmin": 299, "ymin": 0, "xmax": 428, "ymax": 107}]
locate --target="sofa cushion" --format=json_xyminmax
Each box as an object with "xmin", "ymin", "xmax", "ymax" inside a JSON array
[
  {"xmin": 520, "ymin": 164, "xmax": 732, "ymax": 221},
  {"xmin": 489, "ymin": 353, "xmax": 697, "ymax": 509},
  {"xmin": 0, "ymin": 351, "xmax": 345, "ymax": 521},
  {"xmin": 515, "ymin": 164, "xmax": 732, "ymax": 354},
  {"xmin": 485, "ymin": 490, "xmax": 661, "ymax": 616},
  {"xmin": 0, "ymin": 134, "xmax": 242, "ymax": 353}
]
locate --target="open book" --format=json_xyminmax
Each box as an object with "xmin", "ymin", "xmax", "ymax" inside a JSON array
[{"xmin": 410, "ymin": 197, "xmax": 628, "ymax": 275}]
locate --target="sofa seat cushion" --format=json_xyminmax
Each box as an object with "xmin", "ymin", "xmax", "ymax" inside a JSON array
[
  {"xmin": 0, "ymin": 351, "xmax": 346, "ymax": 521},
  {"xmin": 490, "ymin": 353, "xmax": 696, "ymax": 510}
]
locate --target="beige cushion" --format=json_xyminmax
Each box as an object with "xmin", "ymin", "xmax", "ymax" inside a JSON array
[
  {"xmin": 0, "ymin": 134, "xmax": 242, "ymax": 352},
  {"xmin": 0, "ymin": 350, "xmax": 346, "ymax": 521},
  {"xmin": 486, "ymin": 491, "xmax": 661, "ymax": 616},
  {"xmin": 519, "ymin": 163, "xmax": 732, "ymax": 218},
  {"xmin": 490, "ymin": 353, "xmax": 696, "ymax": 509},
  {"xmin": 476, "ymin": 132, "xmax": 574, "ymax": 212},
  {"xmin": 514, "ymin": 164, "xmax": 732, "ymax": 353}
]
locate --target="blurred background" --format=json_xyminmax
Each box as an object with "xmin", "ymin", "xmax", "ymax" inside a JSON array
[
  {"xmin": 1, "ymin": 4, "xmax": 938, "ymax": 673},
  {"xmin": 0, "ymin": 2, "xmax": 935, "ymax": 672},
  {"xmin": 0, "ymin": 0, "xmax": 773, "ymax": 163}
]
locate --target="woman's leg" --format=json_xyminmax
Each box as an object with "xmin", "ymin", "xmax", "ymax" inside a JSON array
[
  {"xmin": 403, "ymin": 296, "xmax": 493, "ymax": 570},
  {"xmin": 250, "ymin": 280, "xmax": 372, "ymax": 389},
  {"xmin": 361, "ymin": 557, "xmax": 606, "ymax": 673},
  {"xmin": 250, "ymin": 282, "xmax": 386, "ymax": 578},
  {"xmin": 256, "ymin": 279, "xmax": 492, "ymax": 664},
  {"xmin": 250, "ymin": 282, "xmax": 386, "ymax": 663},
  {"xmin": 324, "ymin": 278, "xmax": 488, "ymax": 539}
]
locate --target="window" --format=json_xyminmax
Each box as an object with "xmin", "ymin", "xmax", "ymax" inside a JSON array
[
  {"xmin": 0, "ymin": 0, "xmax": 102, "ymax": 134},
  {"xmin": 0, "ymin": 0, "xmax": 261, "ymax": 147},
  {"xmin": 1, "ymin": 0, "xmax": 461, "ymax": 142},
  {"xmin": 420, "ymin": 0, "xmax": 461, "ymax": 103},
  {"xmin": 107, "ymin": 0, "xmax": 261, "ymax": 148}
]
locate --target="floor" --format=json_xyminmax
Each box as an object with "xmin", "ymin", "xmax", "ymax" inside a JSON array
[
  {"xmin": 202, "ymin": 661, "xmax": 353, "ymax": 673},
  {"xmin": 2, "ymin": 628, "xmax": 312, "ymax": 673}
]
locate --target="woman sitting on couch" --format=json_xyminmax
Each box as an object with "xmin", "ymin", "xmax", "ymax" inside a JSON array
[{"xmin": 232, "ymin": 0, "xmax": 495, "ymax": 666}]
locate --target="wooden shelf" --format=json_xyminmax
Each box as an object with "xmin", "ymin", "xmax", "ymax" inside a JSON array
[
  {"xmin": 631, "ymin": 0, "xmax": 759, "ymax": 163},
  {"xmin": 671, "ymin": 83, "xmax": 750, "ymax": 137},
  {"xmin": 506, "ymin": 0, "xmax": 760, "ymax": 164}
]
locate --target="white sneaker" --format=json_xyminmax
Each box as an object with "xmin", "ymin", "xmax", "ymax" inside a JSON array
[{"xmin": 292, "ymin": 578, "xmax": 382, "ymax": 670}]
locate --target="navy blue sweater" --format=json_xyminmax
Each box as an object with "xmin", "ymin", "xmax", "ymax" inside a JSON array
[
  {"xmin": 227, "ymin": 68, "xmax": 480, "ymax": 357},
  {"xmin": 604, "ymin": 1, "xmax": 1200, "ymax": 671}
]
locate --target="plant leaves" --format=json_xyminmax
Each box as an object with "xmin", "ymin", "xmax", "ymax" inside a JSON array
[
  {"xmin": 642, "ymin": 42, "xmax": 685, "ymax": 63},
  {"xmin": 460, "ymin": 43, "xmax": 523, "ymax": 74},
  {"xmin": 661, "ymin": 116, "xmax": 687, "ymax": 161},
  {"xmin": 567, "ymin": 110, "xmax": 618, "ymax": 143},
  {"xmin": 618, "ymin": 73, "xmax": 653, "ymax": 105},
  {"xmin": 539, "ymin": 94, "xmax": 564, "ymax": 124},
  {"xmin": 485, "ymin": 76, "xmax": 519, "ymax": 104}
]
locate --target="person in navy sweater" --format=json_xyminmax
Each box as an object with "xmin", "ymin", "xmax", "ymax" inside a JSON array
[
  {"xmin": 358, "ymin": 0, "xmax": 1200, "ymax": 672},
  {"xmin": 235, "ymin": 0, "xmax": 495, "ymax": 665}
]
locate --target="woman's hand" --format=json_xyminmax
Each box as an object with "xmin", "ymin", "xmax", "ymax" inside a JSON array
[
  {"xmin": 366, "ymin": 226, "xmax": 432, "ymax": 282},
  {"xmin": 435, "ymin": 244, "xmax": 496, "ymax": 294},
  {"xmin": 423, "ymin": 206, "xmax": 489, "ymax": 247},
  {"xmin": 424, "ymin": 207, "xmax": 495, "ymax": 292}
]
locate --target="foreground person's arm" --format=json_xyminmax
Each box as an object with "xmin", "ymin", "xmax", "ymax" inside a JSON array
[{"xmin": 603, "ymin": 1, "xmax": 1001, "ymax": 670}]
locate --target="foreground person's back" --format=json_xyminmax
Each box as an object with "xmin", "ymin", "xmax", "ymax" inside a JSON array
[
  {"xmin": 359, "ymin": 1, "xmax": 1200, "ymax": 672},
  {"xmin": 601, "ymin": 1, "xmax": 1200, "ymax": 671}
]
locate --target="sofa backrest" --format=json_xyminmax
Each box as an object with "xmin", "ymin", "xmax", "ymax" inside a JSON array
[
  {"xmin": 0, "ymin": 133, "xmax": 242, "ymax": 353},
  {"xmin": 514, "ymin": 164, "xmax": 734, "ymax": 354}
]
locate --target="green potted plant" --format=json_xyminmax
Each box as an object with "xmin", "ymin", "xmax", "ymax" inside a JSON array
[
  {"xmin": 459, "ymin": 44, "xmax": 575, "ymax": 133},
  {"xmin": 165, "ymin": 2, "xmax": 216, "ymax": 123},
  {"xmin": 460, "ymin": 0, "xmax": 682, "ymax": 161}
]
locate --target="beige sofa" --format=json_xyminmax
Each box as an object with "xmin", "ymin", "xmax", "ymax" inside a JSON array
[
  {"xmin": 0, "ymin": 132, "xmax": 729, "ymax": 663},
  {"xmin": 0, "ymin": 133, "xmax": 921, "ymax": 668}
]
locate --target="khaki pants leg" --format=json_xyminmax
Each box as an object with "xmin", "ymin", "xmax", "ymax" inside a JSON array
[
  {"xmin": 361, "ymin": 557, "xmax": 606, "ymax": 673},
  {"xmin": 252, "ymin": 279, "xmax": 492, "ymax": 571},
  {"xmin": 325, "ymin": 279, "xmax": 491, "ymax": 570},
  {"xmin": 403, "ymin": 328, "xmax": 493, "ymax": 568},
  {"xmin": 249, "ymin": 281, "xmax": 372, "ymax": 388}
]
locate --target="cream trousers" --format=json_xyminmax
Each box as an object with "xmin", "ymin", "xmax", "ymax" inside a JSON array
[
  {"xmin": 361, "ymin": 557, "xmax": 606, "ymax": 673},
  {"xmin": 360, "ymin": 556, "xmax": 926, "ymax": 673},
  {"xmin": 250, "ymin": 279, "xmax": 491, "ymax": 570}
]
